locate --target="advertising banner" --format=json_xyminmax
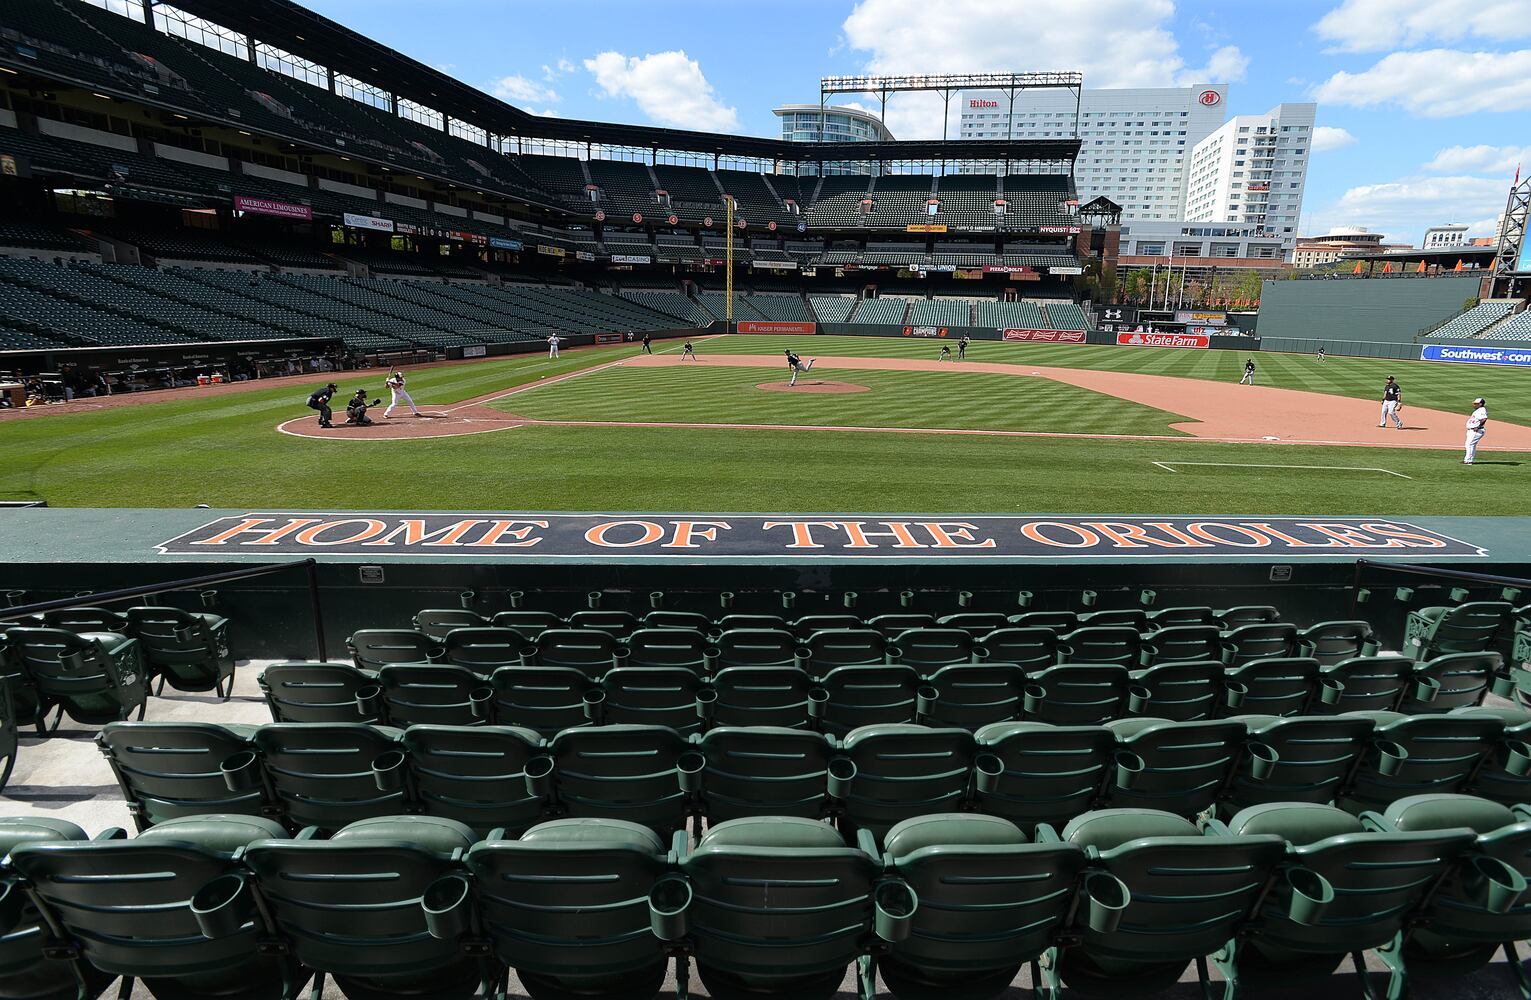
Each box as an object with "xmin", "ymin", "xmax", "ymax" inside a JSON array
[
  {"xmin": 914, "ymin": 264, "xmax": 956, "ymax": 273},
  {"xmin": 1174, "ymin": 310, "xmax": 1227, "ymax": 326},
  {"xmin": 1420, "ymin": 344, "xmax": 1531, "ymax": 367},
  {"xmin": 902, "ymin": 326, "xmax": 948, "ymax": 338},
  {"xmin": 1049, "ymin": 266, "xmax": 1084, "ymax": 276},
  {"xmin": 158, "ymin": 513, "xmax": 1485, "ymax": 560},
  {"xmin": 488, "ymin": 237, "xmax": 523, "ymax": 251},
  {"xmin": 736, "ymin": 321, "xmax": 817, "ymax": 335},
  {"xmin": 343, "ymin": 213, "xmax": 394, "ymax": 233},
  {"xmin": 954, "ymin": 269, "xmax": 985, "ymax": 279},
  {"xmin": 611, "ymin": 254, "xmax": 652, "ymax": 264},
  {"xmin": 234, "ymin": 196, "xmax": 312, "ymax": 221},
  {"xmin": 752, "ymin": 259, "xmax": 798, "ymax": 270},
  {"xmin": 537, "ymin": 245, "xmax": 567, "ymax": 258},
  {"xmin": 1003, "ymin": 329, "xmax": 1087, "ymax": 343},
  {"xmin": 460, "ymin": 346, "xmax": 488, "ymax": 358},
  {"xmin": 594, "ymin": 333, "xmax": 625, "ymax": 345},
  {"xmin": 575, "ymin": 250, "xmax": 596, "ymax": 262},
  {"xmin": 1116, "ymin": 331, "xmax": 1210, "ymax": 349},
  {"xmin": 1037, "ymin": 225, "xmax": 1082, "ymax": 234},
  {"xmin": 981, "ymin": 265, "xmax": 1033, "ymax": 274},
  {"xmin": 905, "ymin": 224, "xmax": 948, "ymax": 233}
]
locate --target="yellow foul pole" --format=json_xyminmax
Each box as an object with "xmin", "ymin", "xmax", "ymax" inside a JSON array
[{"xmin": 724, "ymin": 194, "xmax": 734, "ymax": 333}]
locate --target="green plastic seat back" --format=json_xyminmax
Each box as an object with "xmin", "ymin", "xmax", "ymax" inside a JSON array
[
  {"xmin": 348, "ymin": 628, "xmax": 434, "ymax": 670},
  {"xmin": 1403, "ymin": 652, "xmax": 1498, "ymax": 713},
  {"xmin": 700, "ymin": 727, "xmax": 833, "ymax": 822},
  {"xmin": 568, "ymin": 610, "xmax": 641, "ymax": 640},
  {"xmin": 125, "ymin": 606, "xmax": 231, "ymax": 691},
  {"xmin": 0, "ymin": 639, "xmax": 44, "ymax": 729},
  {"xmin": 935, "ymin": 613, "xmax": 1011, "ymax": 639},
  {"xmin": 40, "ymin": 607, "xmax": 128, "ymax": 632},
  {"xmin": 1223, "ymin": 623, "xmax": 1300, "ymax": 666},
  {"xmin": 802, "ymin": 629, "xmax": 887, "ymax": 667},
  {"xmin": 1147, "ymin": 606, "xmax": 1216, "ymax": 627},
  {"xmin": 1415, "ymin": 602, "xmax": 1512, "ymax": 658},
  {"xmin": 401, "ymin": 724, "xmax": 544, "ymax": 837},
  {"xmin": 378, "ymin": 664, "xmax": 490, "ymax": 728},
  {"xmin": 440, "ymin": 627, "xmax": 528, "ymax": 670},
  {"xmin": 0, "ymin": 676, "xmax": 13, "ymax": 791},
  {"xmin": 711, "ymin": 665, "xmax": 814, "ymax": 729},
  {"xmin": 490, "ymin": 611, "xmax": 563, "ymax": 638},
  {"xmin": 1224, "ymin": 656, "xmax": 1321, "ymax": 717},
  {"xmin": 1057, "ymin": 626, "xmax": 1141, "ymax": 667},
  {"xmin": 548, "ymin": 725, "xmax": 690, "ymax": 835},
  {"xmin": 974, "ymin": 722, "xmax": 1115, "ymax": 827},
  {"xmin": 1105, "ymin": 719, "xmax": 1244, "ymax": 816},
  {"xmin": 412, "ymin": 608, "xmax": 488, "ymax": 642},
  {"xmin": 252, "ymin": 723, "xmax": 406, "ymax": 831},
  {"xmin": 601, "ymin": 666, "xmax": 705, "ymax": 735},
  {"xmin": 975, "ymin": 627, "xmax": 1057, "ymax": 671},
  {"xmin": 1316, "ymin": 657, "xmax": 1413, "ymax": 715},
  {"xmin": 1129, "ymin": 661, "xmax": 1221, "ymax": 721},
  {"xmin": 1078, "ymin": 609, "xmax": 1150, "ymax": 631},
  {"xmin": 891, "ymin": 628, "xmax": 974, "ymax": 669},
  {"xmin": 259, "ymin": 662, "xmax": 379, "ymax": 723},
  {"xmin": 1299, "ymin": 620, "xmax": 1376, "ymax": 666},
  {"xmin": 643, "ymin": 611, "xmax": 713, "ymax": 632},
  {"xmin": 8, "ymin": 627, "xmax": 144, "ymax": 726},
  {"xmin": 714, "ymin": 628, "xmax": 798, "ymax": 668},
  {"xmin": 536, "ymin": 629, "xmax": 621, "ymax": 676},
  {"xmin": 1218, "ymin": 606, "xmax": 1281, "ymax": 628},
  {"xmin": 793, "ymin": 615, "xmax": 864, "ymax": 642},
  {"xmin": 489, "ymin": 665, "xmax": 596, "ymax": 739},
  {"xmin": 1454, "ymin": 708, "xmax": 1531, "ymax": 806},
  {"xmin": 1142, "ymin": 625, "xmax": 1223, "ymax": 666},
  {"xmin": 99, "ymin": 722, "xmax": 266, "ymax": 827},
  {"xmin": 1226, "ymin": 716, "xmax": 1374, "ymax": 811},
  {"xmin": 1008, "ymin": 611, "xmax": 1078, "ymax": 634},
  {"xmin": 625, "ymin": 628, "xmax": 709, "ymax": 668},
  {"xmin": 1342, "ymin": 716, "xmax": 1504, "ymax": 814},
  {"xmin": 717, "ymin": 615, "xmax": 789, "ymax": 634},
  {"xmin": 683, "ymin": 833, "xmax": 878, "ymax": 989},
  {"xmin": 841, "ymin": 725, "xmax": 976, "ymax": 842},
  {"xmin": 818, "ymin": 665, "xmax": 921, "ymax": 736},
  {"xmin": 1028, "ymin": 665, "xmax": 1130, "ymax": 726},
  {"xmin": 922, "ymin": 663, "xmax": 1027, "ymax": 731},
  {"xmin": 466, "ymin": 826, "xmax": 670, "ymax": 991},
  {"xmin": 0, "ymin": 819, "xmax": 103, "ymax": 999},
  {"xmin": 867, "ymin": 614, "xmax": 935, "ymax": 640}
]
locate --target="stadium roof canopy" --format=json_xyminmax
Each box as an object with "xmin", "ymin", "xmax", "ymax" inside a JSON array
[
  {"xmin": 168, "ymin": 0, "xmax": 1078, "ymax": 164},
  {"xmin": 1347, "ymin": 245, "xmax": 1498, "ymax": 264}
]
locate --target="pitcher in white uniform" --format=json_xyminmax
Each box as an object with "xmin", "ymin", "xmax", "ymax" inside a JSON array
[
  {"xmin": 1464, "ymin": 397, "xmax": 1488, "ymax": 465},
  {"xmin": 383, "ymin": 371, "xmax": 420, "ymax": 418}
]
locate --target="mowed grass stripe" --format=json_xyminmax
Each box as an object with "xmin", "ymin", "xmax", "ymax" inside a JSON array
[
  {"xmin": 704, "ymin": 335, "xmax": 1531, "ymax": 427},
  {"xmin": 492, "ymin": 364, "xmax": 1188, "ymax": 436}
]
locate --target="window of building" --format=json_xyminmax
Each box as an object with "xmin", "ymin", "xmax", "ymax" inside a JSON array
[
  {"xmin": 153, "ymin": 4, "xmax": 247, "ymax": 58},
  {"xmin": 254, "ymin": 43, "xmax": 328, "ymax": 89},
  {"xmin": 335, "ymin": 74, "xmax": 391, "ymax": 111},
  {"xmin": 80, "ymin": 0, "xmax": 145, "ymax": 21}
]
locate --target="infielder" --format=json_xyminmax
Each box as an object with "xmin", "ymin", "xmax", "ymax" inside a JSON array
[
  {"xmin": 1464, "ymin": 397, "xmax": 1488, "ymax": 465},
  {"xmin": 785, "ymin": 350, "xmax": 816, "ymax": 386},
  {"xmin": 938, "ymin": 344, "xmax": 952, "ymax": 362},
  {"xmin": 1239, "ymin": 359, "xmax": 1255, "ymax": 385},
  {"xmin": 1378, "ymin": 376, "xmax": 1403, "ymax": 429},
  {"xmin": 383, "ymin": 370, "xmax": 420, "ymax": 418},
  {"xmin": 957, "ymin": 335, "xmax": 970, "ymax": 360},
  {"xmin": 680, "ymin": 341, "xmax": 698, "ymax": 362},
  {"xmin": 641, "ymin": 332, "xmax": 653, "ymax": 354},
  {"xmin": 547, "ymin": 334, "xmax": 560, "ymax": 359}
]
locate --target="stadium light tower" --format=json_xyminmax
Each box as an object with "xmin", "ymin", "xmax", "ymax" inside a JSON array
[
  {"xmin": 819, "ymin": 72, "xmax": 1084, "ymax": 144},
  {"xmin": 1490, "ymin": 169, "xmax": 1531, "ymax": 298}
]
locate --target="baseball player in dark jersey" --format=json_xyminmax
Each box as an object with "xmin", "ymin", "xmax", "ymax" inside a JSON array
[
  {"xmin": 680, "ymin": 341, "xmax": 698, "ymax": 362},
  {"xmin": 957, "ymin": 335, "xmax": 970, "ymax": 360},
  {"xmin": 1239, "ymin": 359, "xmax": 1255, "ymax": 385},
  {"xmin": 1379, "ymin": 376, "xmax": 1404, "ymax": 428},
  {"xmin": 785, "ymin": 350, "xmax": 816, "ymax": 387},
  {"xmin": 307, "ymin": 382, "xmax": 337, "ymax": 428},
  {"xmin": 641, "ymin": 332, "xmax": 653, "ymax": 354}
]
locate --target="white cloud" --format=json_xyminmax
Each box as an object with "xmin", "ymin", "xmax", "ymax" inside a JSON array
[
  {"xmin": 583, "ymin": 50, "xmax": 739, "ymax": 131},
  {"xmin": 1424, "ymin": 144, "xmax": 1531, "ymax": 174},
  {"xmin": 1314, "ymin": 0, "xmax": 1531, "ymax": 53},
  {"xmin": 1311, "ymin": 126, "xmax": 1357, "ymax": 152},
  {"xmin": 1314, "ymin": 49, "xmax": 1531, "ymax": 117},
  {"xmin": 492, "ymin": 75, "xmax": 559, "ymax": 105},
  {"xmin": 541, "ymin": 58, "xmax": 576, "ymax": 81},
  {"xmin": 839, "ymin": 0, "xmax": 1246, "ymax": 137},
  {"xmin": 1307, "ymin": 174, "xmax": 1509, "ymax": 243}
]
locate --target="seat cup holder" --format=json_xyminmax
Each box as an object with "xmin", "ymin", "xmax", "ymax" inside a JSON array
[
  {"xmin": 191, "ymin": 873, "xmax": 254, "ymax": 940},
  {"xmin": 1414, "ymin": 677, "xmax": 1441, "ymax": 704},
  {"xmin": 1248, "ymin": 742, "xmax": 1279, "ymax": 781},
  {"xmin": 703, "ymin": 647, "xmax": 721, "ymax": 671},
  {"xmin": 676, "ymin": 751, "xmax": 705, "ymax": 793},
  {"xmin": 1376, "ymin": 740, "xmax": 1409, "ymax": 776},
  {"xmin": 827, "ymin": 756, "xmax": 857, "ymax": 800},
  {"xmin": 611, "ymin": 649, "xmax": 630, "ymax": 668},
  {"xmin": 808, "ymin": 688, "xmax": 829, "ymax": 720},
  {"xmin": 3, "ymin": 590, "xmax": 25, "ymax": 607},
  {"xmin": 423, "ymin": 873, "xmax": 472, "ymax": 940},
  {"xmin": 1114, "ymin": 750, "xmax": 1146, "ymax": 790},
  {"xmin": 974, "ymin": 753, "xmax": 1004, "ymax": 794},
  {"xmin": 586, "ymin": 592, "xmax": 602, "ymax": 610},
  {"xmin": 372, "ymin": 750, "xmax": 407, "ymax": 791},
  {"xmin": 874, "ymin": 881, "xmax": 917, "ymax": 942},
  {"xmin": 60, "ymin": 649, "xmax": 88, "ymax": 673},
  {"xmin": 649, "ymin": 876, "xmax": 692, "ymax": 941},
  {"xmin": 794, "ymin": 649, "xmax": 813, "ymax": 671},
  {"xmin": 469, "ymin": 687, "xmax": 494, "ymax": 720},
  {"xmin": 355, "ymin": 684, "xmax": 382, "ymax": 718},
  {"xmin": 198, "ymin": 589, "xmax": 219, "ymax": 609},
  {"xmin": 1319, "ymin": 677, "xmax": 1345, "ymax": 706},
  {"xmin": 525, "ymin": 755, "xmax": 555, "ymax": 797},
  {"xmin": 1127, "ymin": 684, "xmax": 1152, "ymax": 715},
  {"xmin": 843, "ymin": 591, "xmax": 858, "ymax": 609},
  {"xmin": 175, "ymin": 625, "xmax": 196, "ymax": 644},
  {"xmin": 1492, "ymin": 671, "xmax": 1518, "ymax": 700},
  {"xmin": 1507, "ymin": 740, "xmax": 1531, "ymax": 777},
  {"xmin": 781, "ymin": 591, "xmax": 796, "ymax": 610},
  {"xmin": 885, "ymin": 645, "xmax": 902, "ymax": 665},
  {"xmin": 1224, "ymin": 680, "xmax": 1248, "ymax": 709},
  {"xmin": 957, "ymin": 591, "xmax": 973, "ymax": 608},
  {"xmin": 1023, "ymin": 684, "xmax": 1047, "ymax": 716},
  {"xmin": 719, "ymin": 592, "xmax": 735, "ymax": 610},
  {"xmin": 916, "ymin": 686, "xmax": 939, "ymax": 718},
  {"xmin": 1469, "ymin": 855, "xmax": 1528, "ymax": 913},
  {"xmin": 648, "ymin": 591, "xmax": 664, "ymax": 610},
  {"xmin": 1083, "ymin": 871, "xmax": 1130, "ymax": 933},
  {"xmin": 899, "ymin": 590, "xmax": 915, "ymax": 609},
  {"xmin": 583, "ymin": 689, "xmax": 607, "ymax": 721},
  {"xmin": 1284, "ymin": 867, "xmax": 1335, "ymax": 926},
  {"xmin": 695, "ymin": 687, "xmax": 718, "ymax": 719},
  {"xmin": 220, "ymin": 750, "xmax": 260, "ymax": 792},
  {"xmin": 518, "ymin": 647, "xmax": 538, "ymax": 666}
]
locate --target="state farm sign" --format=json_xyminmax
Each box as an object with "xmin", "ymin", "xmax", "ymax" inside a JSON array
[
  {"xmin": 968, "ymin": 99, "xmax": 999, "ymax": 108},
  {"xmin": 1116, "ymin": 332, "xmax": 1210, "ymax": 349}
]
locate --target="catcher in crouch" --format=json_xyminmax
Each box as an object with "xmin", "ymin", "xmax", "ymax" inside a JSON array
[{"xmin": 345, "ymin": 388, "xmax": 382, "ymax": 426}]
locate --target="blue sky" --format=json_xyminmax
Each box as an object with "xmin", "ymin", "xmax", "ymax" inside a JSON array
[{"xmin": 299, "ymin": 0, "xmax": 1531, "ymax": 245}]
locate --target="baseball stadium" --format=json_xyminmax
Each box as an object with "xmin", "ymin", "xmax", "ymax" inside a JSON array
[{"xmin": 3, "ymin": 1, "xmax": 1531, "ymax": 998}]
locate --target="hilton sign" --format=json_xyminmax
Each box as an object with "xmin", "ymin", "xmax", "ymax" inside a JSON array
[{"xmin": 968, "ymin": 99, "xmax": 999, "ymax": 108}]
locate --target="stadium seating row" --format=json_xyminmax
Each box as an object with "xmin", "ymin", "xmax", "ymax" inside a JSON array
[{"xmin": 6, "ymin": 793, "xmax": 1531, "ymax": 1000}]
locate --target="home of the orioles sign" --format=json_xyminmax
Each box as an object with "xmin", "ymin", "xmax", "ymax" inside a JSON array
[{"xmin": 157, "ymin": 513, "xmax": 1486, "ymax": 559}]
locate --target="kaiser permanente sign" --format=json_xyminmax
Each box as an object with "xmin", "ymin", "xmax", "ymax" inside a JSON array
[{"xmin": 1421, "ymin": 344, "xmax": 1531, "ymax": 367}]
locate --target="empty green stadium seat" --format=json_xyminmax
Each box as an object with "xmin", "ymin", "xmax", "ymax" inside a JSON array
[
  {"xmin": 1103, "ymin": 719, "xmax": 1244, "ymax": 816},
  {"xmin": 815, "ymin": 665, "xmax": 921, "ymax": 736},
  {"xmin": 1140, "ymin": 625, "xmax": 1223, "ymax": 666},
  {"xmin": 376, "ymin": 664, "xmax": 494, "ymax": 727},
  {"xmin": 489, "ymin": 665, "xmax": 599, "ymax": 739},
  {"xmin": 973, "ymin": 722, "xmax": 1115, "ymax": 828},
  {"xmin": 250, "ymin": 723, "xmax": 405, "ymax": 832},
  {"xmin": 439, "ymin": 627, "xmax": 529, "ymax": 670},
  {"xmin": 1221, "ymin": 623, "xmax": 1300, "ymax": 665},
  {"xmin": 919, "ymin": 663, "xmax": 1027, "ymax": 731},
  {"xmin": 1297, "ymin": 620, "xmax": 1378, "ymax": 665},
  {"xmin": 1217, "ymin": 606, "xmax": 1281, "ymax": 628},
  {"xmin": 258, "ymin": 662, "xmax": 381, "ymax": 723},
  {"xmin": 1399, "ymin": 652, "xmax": 1501, "ymax": 713},
  {"xmin": 0, "ymin": 817, "xmax": 114, "ymax": 1000},
  {"xmin": 534, "ymin": 725, "xmax": 693, "ymax": 836},
  {"xmin": 490, "ymin": 611, "xmax": 563, "ymax": 637},
  {"xmin": 711, "ymin": 666, "xmax": 815, "ymax": 729},
  {"xmin": 891, "ymin": 628, "xmax": 974, "ymax": 669},
  {"xmin": 1404, "ymin": 602, "xmax": 1512, "ymax": 661},
  {"xmin": 698, "ymin": 727, "xmax": 834, "ymax": 822},
  {"xmin": 1025, "ymin": 665, "xmax": 1131, "ymax": 725},
  {"xmin": 975, "ymin": 627, "xmax": 1057, "ymax": 671},
  {"xmin": 1127, "ymin": 661, "xmax": 1221, "ymax": 721},
  {"xmin": 838, "ymin": 725, "xmax": 976, "ymax": 844},
  {"xmin": 568, "ymin": 610, "xmax": 641, "ymax": 640},
  {"xmin": 1222, "ymin": 657, "xmax": 1322, "ymax": 717},
  {"xmin": 39, "ymin": 607, "xmax": 128, "ymax": 632},
  {"xmin": 868, "ymin": 614, "xmax": 936, "ymax": 639},
  {"xmin": 399, "ymin": 725, "xmax": 544, "ymax": 837},
  {"xmin": 4, "ymin": 627, "xmax": 145, "ymax": 731},
  {"xmin": 600, "ymin": 666, "xmax": 707, "ymax": 735},
  {"xmin": 412, "ymin": 609, "xmax": 489, "ymax": 641},
  {"xmin": 625, "ymin": 628, "xmax": 710, "ymax": 669},
  {"xmin": 125, "ymin": 606, "xmax": 235, "ymax": 700},
  {"xmin": 1312, "ymin": 656, "xmax": 1413, "ymax": 715},
  {"xmin": 535, "ymin": 629, "xmax": 624, "ymax": 676},
  {"xmin": 714, "ymin": 628, "xmax": 799, "ymax": 668},
  {"xmin": 98, "ymin": 722, "xmax": 267, "ymax": 831},
  {"xmin": 936, "ymin": 613, "xmax": 1010, "ymax": 638},
  {"xmin": 1340, "ymin": 712, "xmax": 1504, "ymax": 815},
  {"xmin": 1057, "ymin": 626, "xmax": 1142, "ymax": 667},
  {"xmin": 347, "ymin": 628, "xmax": 437, "ymax": 670},
  {"xmin": 1222, "ymin": 715, "xmax": 1374, "ymax": 814},
  {"xmin": 801, "ymin": 628, "xmax": 887, "ymax": 667}
]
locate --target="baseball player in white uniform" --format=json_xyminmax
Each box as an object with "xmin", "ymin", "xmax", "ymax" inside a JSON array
[
  {"xmin": 547, "ymin": 334, "xmax": 560, "ymax": 359},
  {"xmin": 383, "ymin": 371, "xmax": 420, "ymax": 418},
  {"xmin": 1464, "ymin": 397, "xmax": 1488, "ymax": 465},
  {"xmin": 1379, "ymin": 376, "xmax": 1403, "ymax": 429}
]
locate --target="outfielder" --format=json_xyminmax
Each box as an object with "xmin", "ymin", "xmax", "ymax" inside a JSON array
[
  {"xmin": 383, "ymin": 370, "xmax": 420, "ymax": 418},
  {"xmin": 547, "ymin": 334, "xmax": 560, "ymax": 359},
  {"xmin": 1239, "ymin": 359, "xmax": 1255, "ymax": 385},
  {"xmin": 1464, "ymin": 397, "xmax": 1488, "ymax": 465},
  {"xmin": 1317, "ymin": 346, "xmax": 1326, "ymax": 363},
  {"xmin": 785, "ymin": 350, "xmax": 816, "ymax": 387},
  {"xmin": 1378, "ymin": 376, "xmax": 1403, "ymax": 429}
]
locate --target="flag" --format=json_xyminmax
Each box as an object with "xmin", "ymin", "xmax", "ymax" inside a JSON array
[
  {"xmin": 1383, "ymin": 262, "xmax": 1393, "ymax": 273},
  {"xmin": 1454, "ymin": 260, "xmax": 1464, "ymax": 272},
  {"xmin": 1352, "ymin": 262, "xmax": 1364, "ymax": 274},
  {"xmin": 1416, "ymin": 261, "xmax": 1426, "ymax": 274}
]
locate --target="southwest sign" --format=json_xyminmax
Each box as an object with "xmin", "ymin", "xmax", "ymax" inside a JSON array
[
  {"xmin": 1420, "ymin": 344, "xmax": 1531, "ymax": 367},
  {"xmin": 1116, "ymin": 332, "xmax": 1210, "ymax": 349},
  {"xmin": 158, "ymin": 514, "xmax": 1484, "ymax": 559}
]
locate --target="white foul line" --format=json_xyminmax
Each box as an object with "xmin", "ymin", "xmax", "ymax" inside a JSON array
[{"xmin": 1152, "ymin": 461, "xmax": 1413, "ymax": 480}]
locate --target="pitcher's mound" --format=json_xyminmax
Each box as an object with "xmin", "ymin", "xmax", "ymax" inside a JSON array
[{"xmin": 755, "ymin": 380, "xmax": 870, "ymax": 394}]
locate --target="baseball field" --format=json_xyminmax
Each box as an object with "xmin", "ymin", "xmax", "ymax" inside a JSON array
[{"xmin": 3, "ymin": 333, "xmax": 1527, "ymax": 513}]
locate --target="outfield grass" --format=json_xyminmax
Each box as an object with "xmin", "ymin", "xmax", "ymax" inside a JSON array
[{"xmin": 1, "ymin": 335, "xmax": 1524, "ymax": 512}]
